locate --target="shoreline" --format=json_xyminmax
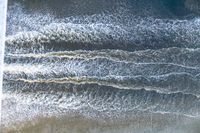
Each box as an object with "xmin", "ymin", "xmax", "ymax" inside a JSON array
[{"xmin": 2, "ymin": 110, "xmax": 200, "ymax": 133}]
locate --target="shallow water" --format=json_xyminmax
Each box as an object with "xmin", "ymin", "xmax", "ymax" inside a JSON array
[{"xmin": 2, "ymin": 0, "xmax": 200, "ymax": 132}]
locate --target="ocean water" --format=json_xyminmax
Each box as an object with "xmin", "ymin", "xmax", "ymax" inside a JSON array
[{"xmin": 2, "ymin": 0, "xmax": 200, "ymax": 133}]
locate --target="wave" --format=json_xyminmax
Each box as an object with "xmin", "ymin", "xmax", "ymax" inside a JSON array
[
  {"xmin": 5, "ymin": 18, "xmax": 200, "ymax": 54},
  {"xmin": 4, "ymin": 48, "xmax": 200, "ymax": 96},
  {"xmin": 4, "ymin": 57, "xmax": 200, "ymax": 80},
  {"xmin": 7, "ymin": 72, "xmax": 200, "ymax": 96},
  {"xmin": 3, "ymin": 72, "xmax": 200, "ymax": 96},
  {"xmin": 3, "ymin": 80, "xmax": 200, "ymax": 117},
  {"xmin": 5, "ymin": 47, "xmax": 200, "ymax": 67},
  {"xmin": 6, "ymin": 0, "xmax": 200, "ymax": 54}
]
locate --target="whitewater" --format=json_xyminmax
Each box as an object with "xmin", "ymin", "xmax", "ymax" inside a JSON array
[{"xmin": 2, "ymin": 0, "xmax": 200, "ymax": 133}]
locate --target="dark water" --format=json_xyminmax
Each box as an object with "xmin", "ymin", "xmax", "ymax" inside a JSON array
[{"xmin": 2, "ymin": 0, "xmax": 200, "ymax": 132}]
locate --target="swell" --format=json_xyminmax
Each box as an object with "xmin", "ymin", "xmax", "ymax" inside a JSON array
[
  {"xmin": 3, "ymin": 80, "xmax": 200, "ymax": 117},
  {"xmin": 4, "ymin": 48, "xmax": 200, "ymax": 96},
  {"xmin": 3, "ymin": 73, "xmax": 200, "ymax": 96},
  {"xmin": 5, "ymin": 18, "xmax": 200, "ymax": 54},
  {"xmin": 3, "ymin": 65, "xmax": 200, "ymax": 96},
  {"xmin": 7, "ymin": 0, "xmax": 200, "ymax": 33},
  {"xmin": 4, "ymin": 58, "xmax": 200, "ymax": 79},
  {"xmin": 5, "ymin": 47, "xmax": 200, "ymax": 68}
]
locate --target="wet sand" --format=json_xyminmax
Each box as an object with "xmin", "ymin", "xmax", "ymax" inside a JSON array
[{"xmin": 2, "ymin": 110, "xmax": 200, "ymax": 133}]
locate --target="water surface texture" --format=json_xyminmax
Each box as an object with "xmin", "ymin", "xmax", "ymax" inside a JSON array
[{"xmin": 2, "ymin": 0, "xmax": 200, "ymax": 133}]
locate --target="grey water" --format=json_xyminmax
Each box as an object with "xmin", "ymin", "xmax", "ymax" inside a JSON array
[
  {"xmin": 2, "ymin": 0, "xmax": 200, "ymax": 133},
  {"xmin": 0, "ymin": 0, "xmax": 7, "ymax": 127}
]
